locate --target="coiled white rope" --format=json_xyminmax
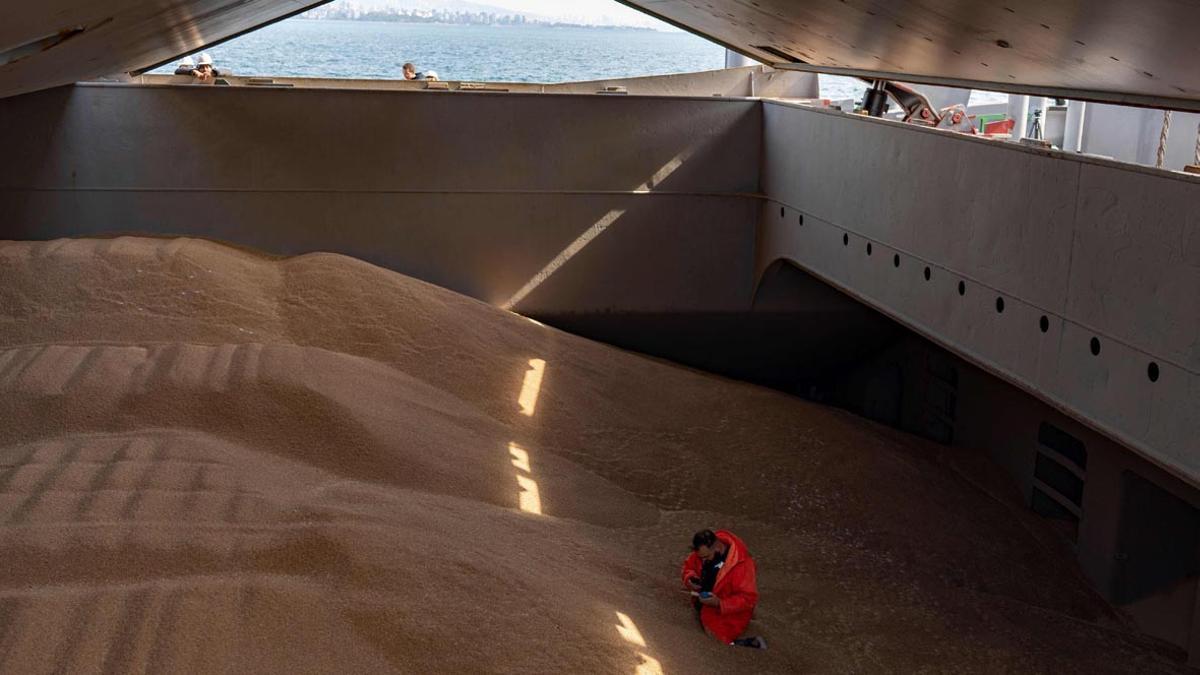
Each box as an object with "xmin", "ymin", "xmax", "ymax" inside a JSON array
[
  {"xmin": 1156, "ymin": 110, "xmax": 1172, "ymax": 168},
  {"xmin": 1194, "ymin": 119, "xmax": 1200, "ymax": 166}
]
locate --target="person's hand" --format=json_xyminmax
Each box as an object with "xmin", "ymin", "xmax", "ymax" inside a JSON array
[{"xmin": 697, "ymin": 594, "xmax": 721, "ymax": 609}]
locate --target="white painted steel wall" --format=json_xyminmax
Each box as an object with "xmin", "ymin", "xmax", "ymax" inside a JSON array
[
  {"xmin": 759, "ymin": 100, "xmax": 1199, "ymax": 487},
  {"xmin": 1082, "ymin": 104, "xmax": 1200, "ymax": 171}
]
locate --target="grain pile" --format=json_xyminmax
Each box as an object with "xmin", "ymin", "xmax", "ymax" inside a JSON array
[{"xmin": 0, "ymin": 237, "xmax": 1184, "ymax": 673}]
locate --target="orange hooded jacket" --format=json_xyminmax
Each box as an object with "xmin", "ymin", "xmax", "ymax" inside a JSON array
[{"xmin": 679, "ymin": 530, "xmax": 759, "ymax": 643}]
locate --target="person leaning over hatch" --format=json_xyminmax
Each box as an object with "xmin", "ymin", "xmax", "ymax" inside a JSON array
[
  {"xmin": 173, "ymin": 56, "xmax": 196, "ymax": 76},
  {"xmin": 680, "ymin": 529, "xmax": 766, "ymax": 649},
  {"xmin": 192, "ymin": 53, "xmax": 222, "ymax": 82}
]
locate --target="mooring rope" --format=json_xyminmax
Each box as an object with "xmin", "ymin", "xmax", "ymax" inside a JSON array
[{"xmin": 1156, "ymin": 110, "xmax": 1172, "ymax": 168}]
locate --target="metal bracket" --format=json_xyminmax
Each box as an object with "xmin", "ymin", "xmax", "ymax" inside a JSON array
[{"xmin": 860, "ymin": 78, "xmax": 941, "ymax": 126}]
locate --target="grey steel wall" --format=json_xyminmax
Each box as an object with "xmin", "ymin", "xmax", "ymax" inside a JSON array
[
  {"xmin": 952, "ymin": 353, "xmax": 1200, "ymax": 655},
  {"xmin": 0, "ymin": 83, "xmax": 762, "ymax": 314},
  {"xmin": 757, "ymin": 99, "xmax": 1199, "ymax": 497}
]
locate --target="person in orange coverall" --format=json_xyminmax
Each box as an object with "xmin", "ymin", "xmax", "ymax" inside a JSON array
[{"xmin": 680, "ymin": 529, "xmax": 766, "ymax": 649}]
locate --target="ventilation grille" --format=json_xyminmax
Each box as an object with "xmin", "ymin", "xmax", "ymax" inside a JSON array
[
  {"xmin": 1031, "ymin": 422, "xmax": 1087, "ymax": 542},
  {"xmin": 921, "ymin": 353, "xmax": 957, "ymax": 444}
]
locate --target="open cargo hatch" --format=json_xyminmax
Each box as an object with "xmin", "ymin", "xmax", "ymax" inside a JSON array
[
  {"xmin": 0, "ymin": 0, "xmax": 330, "ymax": 99},
  {"xmin": 617, "ymin": 0, "xmax": 1200, "ymax": 111},
  {"xmin": 1, "ymin": 0, "xmax": 1199, "ymax": 111}
]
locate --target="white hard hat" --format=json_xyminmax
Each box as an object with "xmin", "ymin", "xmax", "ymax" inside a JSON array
[
  {"xmin": 180, "ymin": 56, "xmax": 195, "ymax": 67},
  {"xmin": 424, "ymin": 70, "xmax": 439, "ymax": 80},
  {"xmin": 198, "ymin": 53, "xmax": 213, "ymax": 66}
]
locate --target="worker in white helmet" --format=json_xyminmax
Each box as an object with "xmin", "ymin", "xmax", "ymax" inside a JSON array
[
  {"xmin": 173, "ymin": 55, "xmax": 196, "ymax": 76},
  {"xmin": 193, "ymin": 53, "xmax": 221, "ymax": 82}
]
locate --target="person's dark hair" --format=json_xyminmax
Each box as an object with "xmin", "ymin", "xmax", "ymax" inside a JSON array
[{"xmin": 692, "ymin": 529, "xmax": 717, "ymax": 551}]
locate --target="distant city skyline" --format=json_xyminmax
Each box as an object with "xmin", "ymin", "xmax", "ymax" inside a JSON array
[
  {"xmin": 311, "ymin": 0, "xmax": 665, "ymax": 28},
  {"xmin": 469, "ymin": 0, "xmax": 654, "ymax": 25}
]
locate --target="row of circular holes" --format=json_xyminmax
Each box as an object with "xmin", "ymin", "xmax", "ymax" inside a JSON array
[{"xmin": 787, "ymin": 207, "xmax": 1162, "ymax": 383}]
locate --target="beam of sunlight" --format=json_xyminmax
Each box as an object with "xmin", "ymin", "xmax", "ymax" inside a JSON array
[
  {"xmin": 508, "ymin": 442, "xmax": 531, "ymax": 472},
  {"xmin": 500, "ymin": 149, "xmax": 697, "ymax": 312},
  {"xmin": 515, "ymin": 474, "xmax": 542, "ymax": 515},
  {"xmin": 517, "ymin": 358, "xmax": 546, "ymax": 417},
  {"xmin": 614, "ymin": 612, "xmax": 647, "ymax": 648},
  {"xmin": 632, "ymin": 152, "xmax": 688, "ymax": 193},
  {"xmin": 636, "ymin": 654, "xmax": 665, "ymax": 675},
  {"xmin": 614, "ymin": 611, "xmax": 666, "ymax": 675},
  {"xmin": 501, "ymin": 209, "xmax": 626, "ymax": 310}
]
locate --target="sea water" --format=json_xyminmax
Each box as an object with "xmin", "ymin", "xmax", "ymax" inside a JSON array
[
  {"xmin": 151, "ymin": 18, "xmax": 1003, "ymax": 104},
  {"xmin": 152, "ymin": 19, "xmax": 726, "ymax": 84}
]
